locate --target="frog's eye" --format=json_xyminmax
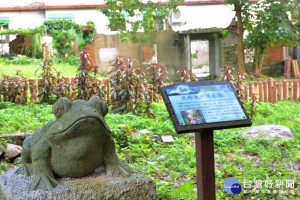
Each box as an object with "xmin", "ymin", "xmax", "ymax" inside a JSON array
[
  {"xmin": 88, "ymin": 96, "xmax": 108, "ymax": 116},
  {"xmin": 52, "ymin": 98, "xmax": 70, "ymax": 118}
]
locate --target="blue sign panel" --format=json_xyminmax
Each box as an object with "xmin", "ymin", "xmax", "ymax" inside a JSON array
[{"xmin": 166, "ymin": 84, "xmax": 247, "ymax": 125}]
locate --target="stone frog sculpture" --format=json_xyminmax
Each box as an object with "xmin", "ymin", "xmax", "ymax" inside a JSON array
[{"xmin": 16, "ymin": 96, "xmax": 129, "ymax": 190}]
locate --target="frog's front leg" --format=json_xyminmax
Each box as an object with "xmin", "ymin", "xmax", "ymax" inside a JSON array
[
  {"xmin": 30, "ymin": 138, "xmax": 58, "ymax": 190},
  {"xmin": 15, "ymin": 135, "xmax": 32, "ymax": 176},
  {"xmin": 104, "ymin": 137, "xmax": 129, "ymax": 177}
]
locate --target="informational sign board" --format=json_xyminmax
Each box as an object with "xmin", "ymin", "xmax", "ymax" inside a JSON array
[{"xmin": 161, "ymin": 81, "xmax": 252, "ymax": 133}]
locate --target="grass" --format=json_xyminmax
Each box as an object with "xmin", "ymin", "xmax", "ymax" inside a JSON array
[
  {"xmin": 0, "ymin": 101, "xmax": 299, "ymax": 199},
  {"xmin": 0, "ymin": 63, "xmax": 78, "ymax": 78}
]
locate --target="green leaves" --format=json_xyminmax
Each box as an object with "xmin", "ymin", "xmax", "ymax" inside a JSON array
[
  {"xmin": 99, "ymin": 0, "xmax": 183, "ymax": 43},
  {"xmin": 243, "ymin": 0, "xmax": 299, "ymax": 72},
  {"xmin": 51, "ymin": 29, "xmax": 78, "ymax": 57}
]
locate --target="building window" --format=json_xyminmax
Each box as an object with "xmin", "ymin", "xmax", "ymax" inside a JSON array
[{"xmin": 47, "ymin": 14, "xmax": 75, "ymax": 20}]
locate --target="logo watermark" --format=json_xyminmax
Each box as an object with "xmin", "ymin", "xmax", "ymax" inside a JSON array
[
  {"xmin": 224, "ymin": 177, "xmax": 242, "ymax": 194},
  {"xmin": 242, "ymin": 179, "xmax": 296, "ymax": 195}
]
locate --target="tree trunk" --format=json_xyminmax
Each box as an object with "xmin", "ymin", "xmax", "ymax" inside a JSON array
[
  {"xmin": 234, "ymin": 3, "xmax": 246, "ymax": 74},
  {"xmin": 254, "ymin": 47, "xmax": 265, "ymax": 76}
]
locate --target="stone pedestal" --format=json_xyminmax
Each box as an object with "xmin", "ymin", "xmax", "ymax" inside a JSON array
[{"xmin": 0, "ymin": 164, "xmax": 156, "ymax": 200}]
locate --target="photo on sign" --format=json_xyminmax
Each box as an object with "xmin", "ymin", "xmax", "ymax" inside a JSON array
[{"xmin": 180, "ymin": 110, "xmax": 205, "ymax": 125}]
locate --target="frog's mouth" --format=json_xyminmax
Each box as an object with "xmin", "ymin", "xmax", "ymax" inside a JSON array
[{"xmin": 47, "ymin": 116, "xmax": 109, "ymax": 141}]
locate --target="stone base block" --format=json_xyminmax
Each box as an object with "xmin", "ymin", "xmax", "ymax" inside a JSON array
[{"xmin": 0, "ymin": 164, "xmax": 156, "ymax": 200}]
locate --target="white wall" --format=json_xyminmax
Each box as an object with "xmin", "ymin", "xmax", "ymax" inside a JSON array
[
  {"xmin": 0, "ymin": 0, "xmax": 44, "ymax": 7},
  {"xmin": 45, "ymin": 0, "xmax": 104, "ymax": 5},
  {"xmin": 0, "ymin": 11, "xmax": 45, "ymax": 29}
]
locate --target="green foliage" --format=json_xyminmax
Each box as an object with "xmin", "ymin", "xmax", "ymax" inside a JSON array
[
  {"xmin": 0, "ymin": 55, "xmax": 40, "ymax": 65},
  {"xmin": 44, "ymin": 19, "xmax": 82, "ymax": 35},
  {"xmin": 99, "ymin": 0, "xmax": 183, "ymax": 43},
  {"xmin": 76, "ymin": 49, "xmax": 101, "ymax": 100},
  {"xmin": 147, "ymin": 63, "xmax": 168, "ymax": 102},
  {"xmin": 51, "ymin": 29, "xmax": 78, "ymax": 57},
  {"xmin": 0, "ymin": 101, "xmax": 299, "ymax": 199},
  {"xmin": 110, "ymin": 56, "xmax": 151, "ymax": 115},
  {"xmin": 220, "ymin": 65, "xmax": 247, "ymax": 102},
  {"xmin": 0, "ymin": 26, "xmax": 44, "ymax": 58},
  {"xmin": 243, "ymin": 0, "xmax": 299, "ymax": 73},
  {"xmin": 0, "ymin": 103, "xmax": 53, "ymax": 133},
  {"xmin": 0, "ymin": 72, "xmax": 27, "ymax": 104},
  {"xmin": 0, "ymin": 25, "xmax": 44, "ymax": 37},
  {"xmin": 175, "ymin": 68, "xmax": 198, "ymax": 82},
  {"xmin": 30, "ymin": 34, "xmax": 43, "ymax": 58},
  {"xmin": 44, "ymin": 19, "xmax": 82, "ymax": 57},
  {"xmin": 79, "ymin": 21, "xmax": 96, "ymax": 49},
  {"xmin": 36, "ymin": 59, "xmax": 55, "ymax": 103},
  {"xmin": 50, "ymin": 55, "xmax": 80, "ymax": 66},
  {"xmin": 0, "ymin": 61, "xmax": 78, "ymax": 79}
]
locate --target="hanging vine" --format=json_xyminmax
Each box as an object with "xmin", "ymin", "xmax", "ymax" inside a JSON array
[{"xmin": 0, "ymin": 25, "xmax": 45, "ymax": 58}]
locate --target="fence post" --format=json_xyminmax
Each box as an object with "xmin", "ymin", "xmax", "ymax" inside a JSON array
[
  {"xmin": 299, "ymin": 80, "xmax": 300, "ymax": 101},
  {"xmin": 254, "ymin": 81, "xmax": 259, "ymax": 97},
  {"xmin": 23, "ymin": 78, "xmax": 28, "ymax": 103},
  {"xmin": 277, "ymin": 81, "xmax": 281, "ymax": 102},
  {"xmin": 284, "ymin": 56, "xmax": 291, "ymax": 78},
  {"xmin": 293, "ymin": 80, "xmax": 298, "ymax": 102},
  {"xmin": 288, "ymin": 80, "xmax": 293, "ymax": 101},
  {"xmin": 268, "ymin": 80, "xmax": 273, "ymax": 103},
  {"xmin": 263, "ymin": 81, "xmax": 268, "ymax": 102},
  {"xmin": 273, "ymin": 81, "xmax": 277, "ymax": 104},
  {"xmin": 65, "ymin": 78, "xmax": 70, "ymax": 97},
  {"xmin": 283, "ymin": 81, "xmax": 287, "ymax": 101},
  {"xmin": 258, "ymin": 81, "xmax": 263, "ymax": 102},
  {"xmin": 29, "ymin": 79, "xmax": 37, "ymax": 102},
  {"xmin": 106, "ymin": 79, "xmax": 110, "ymax": 105},
  {"xmin": 244, "ymin": 83, "xmax": 248, "ymax": 101},
  {"xmin": 70, "ymin": 78, "xmax": 77, "ymax": 99}
]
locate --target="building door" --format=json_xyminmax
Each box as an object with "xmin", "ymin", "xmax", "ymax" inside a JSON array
[{"xmin": 191, "ymin": 40, "xmax": 209, "ymax": 78}]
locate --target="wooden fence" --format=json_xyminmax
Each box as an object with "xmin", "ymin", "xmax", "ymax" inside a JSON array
[
  {"xmin": 244, "ymin": 79, "xmax": 300, "ymax": 103},
  {"xmin": 1, "ymin": 77, "xmax": 300, "ymax": 104},
  {"xmin": 0, "ymin": 78, "xmax": 111, "ymax": 104}
]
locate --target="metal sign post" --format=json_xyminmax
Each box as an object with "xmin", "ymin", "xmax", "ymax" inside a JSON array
[{"xmin": 161, "ymin": 81, "xmax": 252, "ymax": 200}]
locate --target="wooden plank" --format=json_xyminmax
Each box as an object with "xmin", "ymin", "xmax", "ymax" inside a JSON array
[
  {"xmin": 273, "ymin": 81, "xmax": 277, "ymax": 103},
  {"xmin": 254, "ymin": 82, "xmax": 259, "ymax": 96},
  {"xmin": 284, "ymin": 56, "xmax": 291, "ymax": 78},
  {"xmin": 65, "ymin": 78, "xmax": 71, "ymax": 97},
  {"xmin": 283, "ymin": 81, "xmax": 287, "ymax": 101},
  {"xmin": 293, "ymin": 80, "xmax": 298, "ymax": 102},
  {"xmin": 244, "ymin": 83, "xmax": 248, "ymax": 101},
  {"xmin": 106, "ymin": 79, "xmax": 110, "ymax": 104},
  {"xmin": 29, "ymin": 79, "xmax": 37, "ymax": 102},
  {"xmin": 278, "ymin": 81, "xmax": 281, "ymax": 102},
  {"xmin": 288, "ymin": 80, "xmax": 293, "ymax": 101},
  {"xmin": 268, "ymin": 80, "xmax": 273, "ymax": 103},
  {"xmin": 263, "ymin": 81, "xmax": 268, "ymax": 102},
  {"xmin": 37, "ymin": 78, "xmax": 44, "ymax": 98},
  {"xmin": 292, "ymin": 60, "xmax": 300, "ymax": 78},
  {"xmin": 259, "ymin": 81, "xmax": 263, "ymax": 102},
  {"xmin": 23, "ymin": 78, "xmax": 28, "ymax": 103},
  {"xmin": 299, "ymin": 80, "xmax": 300, "ymax": 101},
  {"xmin": 249, "ymin": 82, "xmax": 253, "ymax": 98}
]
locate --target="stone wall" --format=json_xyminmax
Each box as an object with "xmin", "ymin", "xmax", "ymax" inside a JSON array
[
  {"xmin": 261, "ymin": 61, "xmax": 284, "ymax": 77},
  {"xmin": 245, "ymin": 61, "xmax": 285, "ymax": 77},
  {"xmin": 91, "ymin": 30, "xmax": 185, "ymax": 77},
  {"xmin": 223, "ymin": 45, "xmax": 237, "ymax": 67}
]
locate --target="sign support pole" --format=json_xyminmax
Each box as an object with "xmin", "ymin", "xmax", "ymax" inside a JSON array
[{"xmin": 195, "ymin": 130, "xmax": 216, "ymax": 200}]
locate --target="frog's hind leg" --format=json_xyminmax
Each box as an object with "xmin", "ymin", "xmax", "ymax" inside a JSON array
[
  {"xmin": 15, "ymin": 136, "xmax": 33, "ymax": 176},
  {"xmin": 103, "ymin": 136, "xmax": 129, "ymax": 177}
]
